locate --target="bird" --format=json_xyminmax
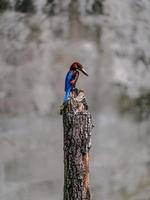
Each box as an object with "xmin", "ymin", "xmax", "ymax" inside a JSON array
[{"xmin": 64, "ymin": 62, "xmax": 88, "ymax": 103}]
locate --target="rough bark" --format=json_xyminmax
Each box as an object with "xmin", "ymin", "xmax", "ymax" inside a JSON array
[{"xmin": 61, "ymin": 89, "xmax": 93, "ymax": 200}]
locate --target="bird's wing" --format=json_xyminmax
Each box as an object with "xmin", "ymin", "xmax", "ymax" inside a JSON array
[{"xmin": 65, "ymin": 71, "xmax": 73, "ymax": 92}]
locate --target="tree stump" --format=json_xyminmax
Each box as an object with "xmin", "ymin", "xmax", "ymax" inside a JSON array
[{"xmin": 61, "ymin": 89, "xmax": 94, "ymax": 200}]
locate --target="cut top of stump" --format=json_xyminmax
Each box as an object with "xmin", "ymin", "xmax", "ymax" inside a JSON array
[{"xmin": 60, "ymin": 89, "xmax": 89, "ymax": 115}]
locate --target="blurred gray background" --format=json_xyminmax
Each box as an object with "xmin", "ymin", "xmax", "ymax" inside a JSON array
[{"xmin": 0, "ymin": 0, "xmax": 150, "ymax": 199}]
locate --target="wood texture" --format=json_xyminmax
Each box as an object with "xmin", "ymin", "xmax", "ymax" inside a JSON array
[{"xmin": 62, "ymin": 90, "xmax": 93, "ymax": 200}]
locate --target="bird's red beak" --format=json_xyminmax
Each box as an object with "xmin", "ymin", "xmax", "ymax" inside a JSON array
[{"xmin": 79, "ymin": 67, "xmax": 88, "ymax": 76}]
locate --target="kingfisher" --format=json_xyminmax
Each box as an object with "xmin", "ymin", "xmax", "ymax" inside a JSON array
[{"xmin": 64, "ymin": 62, "xmax": 88, "ymax": 103}]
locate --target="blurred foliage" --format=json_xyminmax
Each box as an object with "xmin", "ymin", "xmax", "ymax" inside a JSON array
[
  {"xmin": 0, "ymin": 0, "xmax": 11, "ymax": 12},
  {"xmin": 119, "ymin": 93, "xmax": 150, "ymax": 121},
  {"xmin": 43, "ymin": 0, "xmax": 56, "ymax": 16},
  {"xmin": 119, "ymin": 178, "xmax": 150, "ymax": 200},
  {"xmin": 15, "ymin": 0, "xmax": 35, "ymax": 13},
  {"xmin": 92, "ymin": 0, "xmax": 104, "ymax": 14},
  {"xmin": 69, "ymin": 0, "xmax": 79, "ymax": 21},
  {"xmin": 86, "ymin": 0, "xmax": 104, "ymax": 15}
]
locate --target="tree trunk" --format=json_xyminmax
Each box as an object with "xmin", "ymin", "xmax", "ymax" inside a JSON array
[{"xmin": 61, "ymin": 89, "xmax": 93, "ymax": 200}]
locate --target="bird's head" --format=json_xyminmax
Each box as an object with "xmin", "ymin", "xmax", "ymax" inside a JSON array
[{"xmin": 70, "ymin": 62, "xmax": 88, "ymax": 76}]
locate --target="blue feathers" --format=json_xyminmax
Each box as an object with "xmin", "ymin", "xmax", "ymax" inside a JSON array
[{"xmin": 64, "ymin": 70, "xmax": 73, "ymax": 102}]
